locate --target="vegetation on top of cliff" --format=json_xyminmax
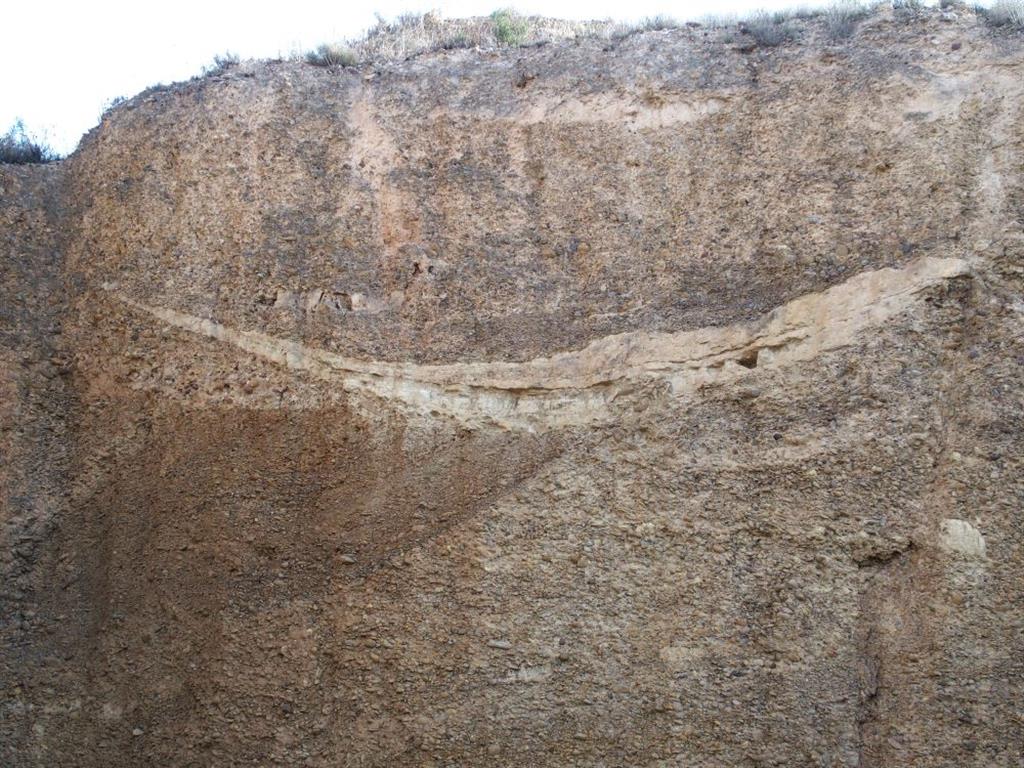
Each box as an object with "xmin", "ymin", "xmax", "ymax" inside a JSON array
[
  {"xmin": 306, "ymin": 43, "xmax": 359, "ymax": 67},
  {"xmin": 491, "ymin": 9, "xmax": 531, "ymax": 45},
  {"xmin": 203, "ymin": 52, "xmax": 241, "ymax": 75},
  {"xmin": 976, "ymin": 0, "xmax": 1024, "ymax": 27},
  {"xmin": 0, "ymin": 120, "xmax": 59, "ymax": 165},
  {"xmin": 303, "ymin": 10, "xmax": 619, "ymax": 66},
  {"xmin": 823, "ymin": 1, "xmax": 875, "ymax": 37},
  {"xmin": 295, "ymin": 2, "xmax": 1022, "ymax": 69}
]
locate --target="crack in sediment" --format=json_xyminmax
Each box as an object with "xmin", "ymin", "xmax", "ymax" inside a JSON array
[{"xmin": 103, "ymin": 256, "xmax": 969, "ymax": 429}]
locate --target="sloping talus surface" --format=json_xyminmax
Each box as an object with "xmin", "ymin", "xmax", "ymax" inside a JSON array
[{"xmin": 2, "ymin": 12, "xmax": 1023, "ymax": 767}]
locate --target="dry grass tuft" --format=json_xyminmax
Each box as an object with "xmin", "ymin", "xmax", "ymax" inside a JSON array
[
  {"xmin": 0, "ymin": 120, "xmax": 59, "ymax": 165},
  {"xmin": 824, "ymin": 1, "xmax": 872, "ymax": 39},
  {"xmin": 305, "ymin": 43, "xmax": 358, "ymax": 67},
  {"xmin": 977, "ymin": 0, "xmax": 1024, "ymax": 27},
  {"xmin": 203, "ymin": 52, "xmax": 240, "ymax": 75},
  {"xmin": 741, "ymin": 11, "xmax": 800, "ymax": 46}
]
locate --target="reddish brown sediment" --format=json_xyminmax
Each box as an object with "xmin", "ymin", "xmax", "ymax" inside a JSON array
[{"xmin": 2, "ymin": 9, "xmax": 1023, "ymax": 767}]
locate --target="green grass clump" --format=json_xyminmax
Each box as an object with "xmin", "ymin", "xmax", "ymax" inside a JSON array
[{"xmin": 491, "ymin": 9, "xmax": 529, "ymax": 45}]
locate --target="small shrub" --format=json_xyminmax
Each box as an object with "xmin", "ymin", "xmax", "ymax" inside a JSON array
[
  {"xmin": 0, "ymin": 120, "xmax": 58, "ymax": 165},
  {"xmin": 440, "ymin": 33, "xmax": 473, "ymax": 50},
  {"xmin": 742, "ymin": 11, "xmax": 798, "ymax": 46},
  {"xmin": 305, "ymin": 43, "xmax": 358, "ymax": 67},
  {"xmin": 825, "ymin": 2, "xmax": 871, "ymax": 40},
  {"xmin": 892, "ymin": 0, "xmax": 924, "ymax": 9},
  {"xmin": 206, "ymin": 52, "xmax": 240, "ymax": 75},
  {"xmin": 978, "ymin": 0, "xmax": 1024, "ymax": 27},
  {"xmin": 699, "ymin": 14, "xmax": 736, "ymax": 29},
  {"xmin": 638, "ymin": 15, "xmax": 680, "ymax": 31},
  {"xmin": 793, "ymin": 7, "xmax": 826, "ymax": 20},
  {"xmin": 491, "ymin": 9, "xmax": 528, "ymax": 45}
]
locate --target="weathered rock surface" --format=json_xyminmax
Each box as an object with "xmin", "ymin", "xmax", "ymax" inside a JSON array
[{"xmin": 2, "ymin": 10, "xmax": 1023, "ymax": 767}]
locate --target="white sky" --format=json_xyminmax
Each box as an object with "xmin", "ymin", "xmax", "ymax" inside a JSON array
[{"xmin": 2, "ymin": 0, "xmax": 944, "ymax": 154}]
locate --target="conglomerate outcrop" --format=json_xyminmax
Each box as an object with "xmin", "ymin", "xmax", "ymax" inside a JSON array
[{"xmin": 2, "ymin": 8, "xmax": 1023, "ymax": 766}]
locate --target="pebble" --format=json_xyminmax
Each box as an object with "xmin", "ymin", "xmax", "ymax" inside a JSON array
[{"xmin": 487, "ymin": 639, "xmax": 511, "ymax": 650}]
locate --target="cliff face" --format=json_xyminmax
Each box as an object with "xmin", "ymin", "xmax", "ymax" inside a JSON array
[{"xmin": 2, "ymin": 10, "xmax": 1024, "ymax": 766}]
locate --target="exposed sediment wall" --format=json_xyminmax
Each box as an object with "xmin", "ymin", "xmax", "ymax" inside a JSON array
[
  {"xmin": 2, "ymin": 9, "xmax": 1023, "ymax": 767},
  {"xmin": 104, "ymin": 255, "xmax": 970, "ymax": 429}
]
